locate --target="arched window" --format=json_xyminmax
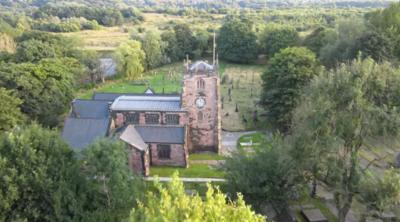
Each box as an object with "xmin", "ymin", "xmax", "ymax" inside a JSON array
[
  {"xmin": 198, "ymin": 111, "xmax": 203, "ymax": 122},
  {"xmin": 197, "ymin": 79, "xmax": 205, "ymax": 90}
]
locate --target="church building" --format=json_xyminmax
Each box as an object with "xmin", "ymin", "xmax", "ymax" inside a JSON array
[{"xmin": 62, "ymin": 61, "xmax": 221, "ymax": 176}]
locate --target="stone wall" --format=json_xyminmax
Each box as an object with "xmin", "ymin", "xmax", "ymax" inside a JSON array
[
  {"xmin": 149, "ymin": 143, "xmax": 187, "ymax": 167},
  {"xmin": 112, "ymin": 111, "xmax": 187, "ymax": 128},
  {"xmin": 127, "ymin": 145, "xmax": 149, "ymax": 176}
]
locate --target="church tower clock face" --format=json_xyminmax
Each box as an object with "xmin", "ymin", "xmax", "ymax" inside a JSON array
[{"xmin": 195, "ymin": 97, "xmax": 205, "ymax": 108}]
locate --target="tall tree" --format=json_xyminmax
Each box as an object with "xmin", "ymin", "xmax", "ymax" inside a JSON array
[
  {"xmin": 291, "ymin": 58, "xmax": 400, "ymax": 222},
  {"xmin": 0, "ymin": 88, "xmax": 25, "ymax": 132},
  {"xmin": 0, "ymin": 58, "xmax": 78, "ymax": 127},
  {"xmin": 15, "ymin": 39, "xmax": 57, "ymax": 63},
  {"xmin": 173, "ymin": 24, "xmax": 195, "ymax": 59},
  {"xmin": 0, "ymin": 124, "xmax": 83, "ymax": 222},
  {"xmin": 262, "ymin": 25, "xmax": 299, "ymax": 58},
  {"xmin": 224, "ymin": 135, "xmax": 301, "ymax": 214},
  {"xmin": 352, "ymin": 31, "xmax": 393, "ymax": 62},
  {"xmin": 261, "ymin": 47, "xmax": 320, "ymax": 132},
  {"xmin": 114, "ymin": 40, "xmax": 145, "ymax": 80},
  {"xmin": 161, "ymin": 30, "xmax": 181, "ymax": 63},
  {"xmin": 130, "ymin": 173, "xmax": 264, "ymax": 221},
  {"xmin": 139, "ymin": 30, "xmax": 166, "ymax": 69},
  {"xmin": 303, "ymin": 27, "xmax": 337, "ymax": 57},
  {"xmin": 218, "ymin": 18, "xmax": 258, "ymax": 63},
  {"xmin": 82, "ymin": 139, "xmax": 143, "ymax": 221}
]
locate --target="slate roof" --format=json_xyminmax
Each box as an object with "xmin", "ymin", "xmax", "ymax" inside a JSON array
[
  {"xmin": 92, "ymin": 92, "xmax": 181, "ymax": 101},
  {"xmin": 110, "ymin": 95, "xmax": 183, "ymax": 112},
  {"xmin": 189, "ymin": 61, "xmax": 214, "ymax": 72},
  {"xmin": 135, "ymin": 126, "xmax": 185, "ymax": 144},
  {"xmin": 119, "ymin": 125, "xmax": 148, "ymax": 151},
  {"xmin": 71, "ymin": 100, "xmax": 110, "ymax": 119},
  {"xmin": 62, "ymin": 118, "xmax": 110, "ymax": 150}
]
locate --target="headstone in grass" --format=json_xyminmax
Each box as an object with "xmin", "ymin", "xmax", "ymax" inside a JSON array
[
  {"xmin": 301, "ymin": 209, "xmax": 328, "ymax": 222},
  {"xmin": 395, "ymin": 153, "xmax": 400, "ymax": 168}
]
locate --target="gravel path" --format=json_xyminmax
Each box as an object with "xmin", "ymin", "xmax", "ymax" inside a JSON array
[{"xmin": 220, "ymin": 130, "xmax": 257, "ymax": 155}]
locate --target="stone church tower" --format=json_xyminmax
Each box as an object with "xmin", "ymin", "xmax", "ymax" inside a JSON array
[{"xmin": 182, "ymin": 60, "xmax": 221, "ymax": 153}]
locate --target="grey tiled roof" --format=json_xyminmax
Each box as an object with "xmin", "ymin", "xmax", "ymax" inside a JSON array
[
  {"xmin": 120, "ymin": 125, "xmax": 148, "ymax": 151},
  {"xmin": 135, "ymin": 126, "xmax": 185, "ymax": 144},
  {"xmin": 62, "ymin": 118, "xmax": 110, "ymax": 150},
  {"xmin": 189, "ymin": 61, "xmax": 214, "ymax": 72},
  {"xmin": 71, "ymin": 100, "xmax": 110, "ymax": 119},
  {"xmin": 110, "ymin": 95, "xmax": 183, "ymax": 112},
  {"xmin": 92, "ymin": 92, "xmax": 180, "ymax": 101}
]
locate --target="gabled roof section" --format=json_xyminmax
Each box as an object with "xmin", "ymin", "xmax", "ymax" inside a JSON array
[
  {"xmin": 189, "ymin": 61, "xmax": 214, "ymax": 72},
  {"xmin": 71, "ymin": 99, "xmax": 110, "ymax": 119},
  {"xmin": 144, "ymin": 88, "xmax": 155, "ymax": 94},
  {"xmin": 62, "ymin": 118, "xmax": 110, "ymax": 150},
  {"xmin": 110, "ymin": 95, "xmax": 183, "ymax": 112},
  {"xmin": 120, "ymin": 125, "xmax": 148, "ymax": 151},
  {"xmin": 92, "ymin": 92, "xmax": 181, "ymax": 101},
  {"xmin": 135, "ymin": 126, "xmax": 185, "ymax": 144}
]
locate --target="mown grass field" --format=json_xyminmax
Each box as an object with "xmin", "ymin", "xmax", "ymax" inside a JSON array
[{"xmin": 149, "ymin": 163, "xmax": 224, "ymax": 178}]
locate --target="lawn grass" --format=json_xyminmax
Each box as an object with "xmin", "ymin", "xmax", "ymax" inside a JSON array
[
  {"xmin": 189, "ymin": 153, "xmax": 226, "ymax": 161},
  {"xmin": 149, "ymin": 163, "xmax": 225, "ymax": 178},
  {"xmin": 237, "ymin": 132, "xmax": 268, "ymax": 150}
]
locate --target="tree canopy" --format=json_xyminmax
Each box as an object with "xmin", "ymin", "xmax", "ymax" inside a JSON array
[
  {"xmin": 262, "ymin": 25, "xmax": 299, "ymax": 58},
  {"xmin": 130, "ymin": 173, "xmax": 264, "ymax": 222},
  {"xmin": 218, "ymin": 18, "xmax": 258, "ymax": 63},
  {"xmin": 114, "ymin": 40, "xmax": 145, "ymax": 80},
  {"xmin": 261, "ymin": 47, "xmax": 320, "ymax": 132}
]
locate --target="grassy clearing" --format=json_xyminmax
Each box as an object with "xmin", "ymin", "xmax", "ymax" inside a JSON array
[
  {"xmin": 189, "ymin": 153, "xmax": 226, "ymax": 161},
  {"xmin": 76, "ymin": 62, "xmax": 182, "ymax": 99},
  {"xmin": 149, "ymin": 163, "xmax": 224, "ymax": 178},
  {"xmin": 220, "ymin": 62, "xmax": 267, "ymax": 131}
]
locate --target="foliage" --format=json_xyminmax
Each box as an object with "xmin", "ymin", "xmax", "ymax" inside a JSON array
[
  {"xmin": 291, "ymin": 58, "xmax": 400, "ymax": 221},
  {"xmin": 303, "ymin": 27, "xmax": 337, "ymax": 57},
  {"xmin": 174, "ymin": 24, "xmax": 195, "ymax": 59},
  {"xmin": 262, "ymin": 24, "xmax": 299, "ymax": 58},
  {"xmin": 0, "ymin": 88, "xmax": 25, "ymax": 132},
  {"xmin": 218, "ymin": 18, "xmax": 258, "ymax": 63},
  {"xmin": 358, "ymin": 169, "xmax": 400, "ymax": 221},
  {"xmin": 15, "ymin": 39, "xmax": 57, "ymax": 62},
  {"xmin": 352, "ymin": 30, "xmax": 393, "ymax": 62},
  {"xmin": 224, "ymin": 135, "xmax": 301, "ymax": 213},
  {"xmin": 114, "ymin": 40, "xmax": 145, "ymax": 80},
  {"xmin": 0, "ymin": 33, "xmax": 16, "ymax": 53},
  {"xmin": 138, "ymin": 30, "xmax": 167, "ymax": 69},
  {"xmin": 150, "ymin": 163, "xmax": 224, "ymax": 178},
  {"xmin": 261, "ymin": 47, "xmax": 320, "ymax": 132},
  {"xmin": 0, "ymin": 58, "xmax": 78, "ymax": 127},
  {"xmin": 0, "ymin": 124, "xmax": 83, "ymax": 222},
  {"xmin": 130, "ymin": 173, "xmax": 264, "ymax": 222},
  {"xmin": 82, "ymin": 139, "xmax": 144, "ymax": 220},
  {"xmin": 161, "ymin": 30, "xmax": 181, "ymax": 63}
]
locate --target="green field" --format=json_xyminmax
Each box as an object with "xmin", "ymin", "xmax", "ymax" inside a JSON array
[{"xmin": 189, "ymin": 153, "xmax": 226, "ymax": 161}]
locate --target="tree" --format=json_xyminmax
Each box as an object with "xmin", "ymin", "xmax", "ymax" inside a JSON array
[
  {"xmin": 114, "ymin": 40, "xmax": 145, "ymax": 80},
  {"xmin": 0, "ymin": 124, "xmax": 83, "ymax": 221},
  {"xmin": 218, "ymin": 18, "xmax": 258, "ymax": 63},
  {"xmin": 0, "ymin": 88, "xmax": 25, "ymax": 132},
  {"xmin": 262, "ymin": 25, "xmax": 299, "ymax": 58},
  {"xmin": 291, "ymin": 58, "xmax": 400, "ymax": 222},
  {"xmin": 82, "ymin": 139, "xmax": 143, "ymax": 220},
  {"xmin": 130, "ymin": 173, "xmax": 264, "ymax": 222},
  {"xmin": 173, "ymin": 24, "xmax": 195, "ymax": 59},
  {"xmin": 0, "ymin": 59, "xmax": 77, "ymax": 127},
  {"xmin": 193, "ymin": 30, "xmax": 211, "ymax": 59},
  {"xmin": 352, "ymin": 31, "xmax": 393, "ymax": 62},
  {"xmin": 358, "ymin": 169, "xmax": 400, "ymax": 222},
  {"xmin": 0, "ymin": 33, "xmax": 16, "ymax": 53},
  {"xmin": 303, "ymin": 27, "xmax": 337, "ymax": 57},
  {"xmin": 261, "ymin": 47, "xmax": 320, "ymax": 132},
  {"xmin": 15, "ymin": 39, "xmax": 57, "ymax": 62},
  {"xmin": 161, "ymin": 30, "xmax": 181, "ymax": 62},
  {"xmin": 139, "ymin": 30, "xmax": 166, "ymax": 69},
  {"xmin": 224, "ymin": 135, "xmax": 301, "ymax": 214}
]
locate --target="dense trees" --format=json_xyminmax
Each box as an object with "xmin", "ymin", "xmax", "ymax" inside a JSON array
[
  {"xmin": 261, "ymin": 47, "xmax": 320, "ymax": 132},
  {"xmin": 174, "ymin": 24, "xmax": 195, "ymax": 59},
  {"xmin": 114, "ymin": 40, "xmax": 146, "ymax": 80},
  {"xmin": 291, "ymin": 59, "xmax": 400, "ymax": 221},
  {"xmin": 262, "ymin": 25, "xmax": 299, "ymax": 58},
  {"xmin": 130, "ymin": 174, "xmax": 264, "ymax": 221},
  {"xmin": 137, "ymin": 31, "xmax": 167, "ymax": 69},
  {"xmin": 0, "ymin": 59, "xmax": 78, "ymax": 127},
  {"xmin": 218, "ymin": 18, "xmax": 258, "ymax": 63},
  {"xmin": 224, "ymin": 136, "xmax": 301, "ymax": 213},
  {"xmin": 0, "ymin": 88, "xmax": 24, "ymax": 132},
  {"xmin": 0, "ymin": 125, "xmax": 82, "ymax": 221}
]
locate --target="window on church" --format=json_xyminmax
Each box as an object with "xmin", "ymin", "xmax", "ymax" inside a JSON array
[
  {"xmin": 145, "ymin": 114, "xmax": 160, "ymax": 124},
  {"xmin": 157, "ymin": 144, "xmax": 171, "ymax": 159},
  {"xmin": 197, "ymin": 79, "xmax": 205, "ymax": 90},
  {"xmin": 125, "ymin": 112, "xmax": 139, "ymax": 124},
  {"xmin": 165, "ymin": 114, "xmax": 180, "ymax": 125},
  {"xmin": 198, "ymin": 111, "xmax": 203, "ymax": 122}
]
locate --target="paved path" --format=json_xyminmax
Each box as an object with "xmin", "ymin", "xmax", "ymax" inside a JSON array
[
  {"xmin": 145, "ymin": 177, "xmax": 226, "ymax": 182},
  {"xmin": 221, "ymin": 130, "xmax": 257, "ymax": 155}
]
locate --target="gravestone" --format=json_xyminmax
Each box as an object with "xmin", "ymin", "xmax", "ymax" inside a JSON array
[
  {"xmin": 395, "ymin": 153, "xmax": 400, "ymax": 168},
  {"xmin": 301, "ymin": 209, "xmax": 328, "ymax": 222}
]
